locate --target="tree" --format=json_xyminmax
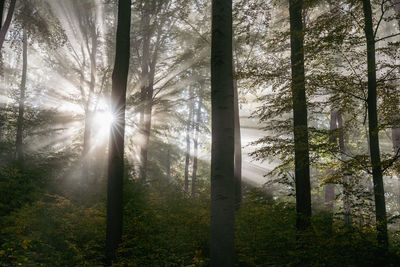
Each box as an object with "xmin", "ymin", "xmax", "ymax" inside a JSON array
[
  {"xmin": 361, "ymin": 0, "xmax": 388, "ymax": 248},
  {"xmin": 233, "ymin": 61, "xmax": 241, "ymax": 209},
  {"xmin": 191, "ymin": 85, "xmax": 202, "ymax": 196},
  {"xmin": 15, "ymin": 29, "xmax": 27, "ymax": 160},
  {"xmin": 0, "ymin": 0, "xmax": 4, "ymax": 29},
  {"xmin": 289, "ymin": 0, "xmax": 312, "ymax": 231},
  {"xmin": 105, "ymin": 0, "xmax": 131, "ymax": 264},
  {"xmin": 184, "ymin": 87, "xmax": 194, "ymax": 193},
  {"xmin": 0, "ymin": 0, "xmax": 16, "ymax": 51},
  {"xmin": 210, "ymin": 0, "xmax": 235, "ymax": 265}
]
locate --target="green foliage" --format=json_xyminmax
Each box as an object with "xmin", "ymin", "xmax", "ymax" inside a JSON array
[
  {"xmin": 116, "ymin": 180, "xmax": 210, "ymax": 266},
  {"xmin": 0, "ymin": 195, "xmax": 105, "ymax": 266}
]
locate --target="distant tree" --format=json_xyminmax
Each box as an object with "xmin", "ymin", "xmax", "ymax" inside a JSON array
[
  {"xmin": 210, "ymin": 0, "xmax": 235, "ymax": 265},
  {"xmin": 191, "ymin": 85, "xmax": 202, "ymax": 196},
  {"xmin": 184, "ymin": 87, "xmax": 194, "ymax": 193},
  {"xmin": 105, "ymin": 0, "xmax": 131, "ymax": 264},
  {"xmin": 15, "ymin": 28, "xmax": 27, "ymax": 160}
]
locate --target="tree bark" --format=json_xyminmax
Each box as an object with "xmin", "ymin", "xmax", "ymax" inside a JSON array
[
  {"xmin": 210, "ymin": 0, "xmax": 235, "ymax": 265},
  {"xmin": 289, "ymin": 0, "xmax": 312, "ymax": 232},
  {"xmin": 15, "ymin": 29, "xmax": 27, "ymax": 161},
  {"xmin": 105, "ymin": 0, "xmax": 131, "ymax": 264},
  {"xmin": 362, "ymin": 0, "xmax": 388, "ymax": 248},
  {"xmin": 191, "ymin": 92, "xmax": 202, "ymax": 197},
  {"xmin": 233, "ymin": 60, "xmax": 242, "ymax": 210},
  {"xmin": 0, "ymin": 0, "xmax": 16, "ymax": 51}
]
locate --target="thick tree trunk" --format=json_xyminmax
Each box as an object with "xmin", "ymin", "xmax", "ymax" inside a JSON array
[
  {"xmin": 184, "ymin": 91, "xmax": 194, "ymax": 193},
  {"xmin": 0, "ymin": 0, "xmax": 16, "ymax": 51},
  {"xmin": 289, "ymin": 0, "xmax": 312, "ymax": 231},
  {"xmin": 233, "ymin": 60, "xmax": 242, "ymax": 209},
  {"xmin": 105, "ymin": 0, "xmax": 130, "ymax": 264},
  {"xmin": 210, "ymin": 0, "xmax": 235, "ymax": 265},
  {"xmin": 15, "ymin": 30, "xmax": 27, "ymax": 161},
  {"xmin": 362, "ymin": 0, "xmax": 388, "ymax": 248},
  {"xmin": 191, "ymin": 94, "xmax": 202, "ymax": 197}
]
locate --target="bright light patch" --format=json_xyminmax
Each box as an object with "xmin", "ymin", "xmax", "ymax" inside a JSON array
[{"xmin": 92, "ymin": 110, "xmax": 115, "ymax": 142}]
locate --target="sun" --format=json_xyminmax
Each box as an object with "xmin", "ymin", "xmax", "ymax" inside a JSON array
[{"xmin": 91, "ymin": 110, "xmax": 115, "ymax": 142}]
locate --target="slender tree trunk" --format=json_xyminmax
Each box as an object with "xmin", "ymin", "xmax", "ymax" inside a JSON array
[
  {"xmin": 166, "ymin": 147, "xmax": 171, "ymax": 180},
  {"xmin": 15, "ymin": 29, "xmax": 27, "ymax": 161},
  {"xmin": 337, "ymin": 111, "xmax": 351, "ymax": 225},
  {"xmin": 82, "ymin": 32, "xmax": 98, "ymax": 185},
  {"xmin": 362, "ymin": 0, "xmax": 388, "ymax": 248},
  {"xmin": 325, "ymin": 109, "xmax": 336, "ymax": 212},
  {"xmin": 0, "ymin": 0, "xmax": 16, "ymax": 51},
  {"xmin": 0, "ymin": 0, "xmax": 4, "ymax": 139},
  {"xmin": 392, "ymin": 126, "xmax": 400, "ymax": 212},
  {"xmin": 233, "ymin": 60, "xmax": 242, "ymax": 209},
  {"xmin": 0, "ymin": 0, "xmax": 4, "ymax": 29},
  {"xmin": 289, "ymin": 0, "xmax": 312, "ymax": 232},
  {"xmin": 390, "ymin": 0, "xmax": 400, "ymax": 214},
  {"xmin": 139, "ymin": 0, "xmax": 151, "ymax": 181},
  {"xmin": 184, "ymin": 91, "xmax": 193, "ymax": 193},
  {"xmin": 210, "ymin": 0, "xmax": 235, "ymax": 265},
  {"xmin": 82, "ymin": 110, "xmax": 92, "ymax": 183},
  {"xmin": 105, "ymin": 0, "xmax": 131, "ymax": 264},
  {"xmin": 192, "ymin": 93, "xmax": 202, "ymax": 197},
  {"xmin": 139, "ymin": 82, "xmax": 153, "ymax": 181}
]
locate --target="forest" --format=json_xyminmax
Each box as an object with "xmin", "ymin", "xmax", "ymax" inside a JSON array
[{"xmin": 1, "ymin": 0, "xmax": 400, "ymax": 266}]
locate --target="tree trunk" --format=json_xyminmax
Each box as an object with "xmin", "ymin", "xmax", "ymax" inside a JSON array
[
  {"xmin": 184, "ymin": 90, "xmax": 193, "ymax": 193},
  {"xmin": 233, "ymin": 59, "xmax": 242, "ymax": 210},
  {"xmin": 139, "ymin": 0, "xmax": 151, "ymax": 181},
  {"xmin": 289, "ymin": 0, "xmax": 312, "ymax": 232},
  {"xmin": 82, "ymin": 110, "xmax": 92, "ymax": 183},
  {"xmin": 362, "ymin": 0, "xmax": 388, "ymax": 248},
  {"xmin": 325, "ymin": 109, "xmax": 336, "ymax": 212},
  {"xmin": 0, "ymin": 0, "xmax": 16, "ymax": 51},
  {"xmin": 191, "ymin": 92, "xmax": 202, "ymax": 197},
  {"xmin": 82, "ymin": 30, "xmax": 98, "ymax": 185},
  {"xmin": 336, "ymin": 112, "xmax": 351, "ymax": 225},
  {"xmin": 210, "ymin": 0, "xmax": 235, "ymax": 265},
  {"xmin": 105, "ymin": 0, "xmax": 131, "ymax": 264},
  {"xmin": 0, "ymin": 0, "xmax": 4, "ymax": 29},
  {"xmin": 166, "ymin": 147, "xmax": 171, "ymax": 180},
  {"xmin": 393, "ymin": 126, "xmax": 400, "ymax": 212},
  {"xmin": 15, "ymin": 29, "xmax": 27, "ymax": 161}
]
